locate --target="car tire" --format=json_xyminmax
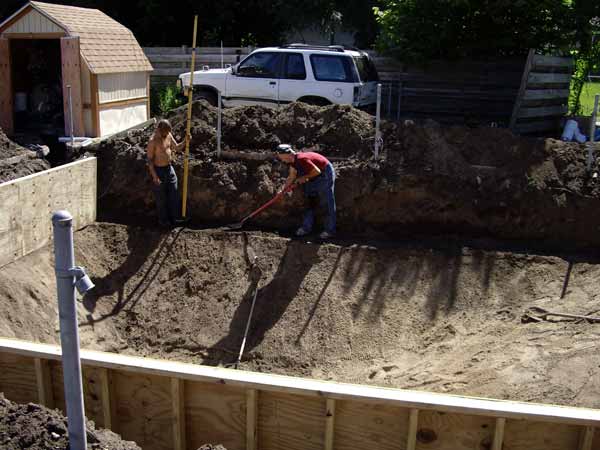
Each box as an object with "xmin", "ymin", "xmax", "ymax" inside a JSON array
[
  {"xmin": 298, "ymin": 96, "xmax": 330, "ymax": 106},
  {"xmin": 192, "ymin": 90, "xmax": 218, "ymax": 106}
]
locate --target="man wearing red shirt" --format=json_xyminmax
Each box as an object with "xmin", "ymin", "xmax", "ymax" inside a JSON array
[{"xmin": 275, "ymin": 144, "xmax": 336, "ymax": 239}]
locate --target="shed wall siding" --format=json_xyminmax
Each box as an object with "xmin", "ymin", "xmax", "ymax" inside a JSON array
[
  {"xmin": 98, "ymin": 72, "xmax": 148, "ymax": 104},
  {"xmin": 3, "ymin": 9, "xmax": 64, "ymax": 34},
  {"xmin": 99, "ymin": 100, "xmax": 147, "ymax": 136}
]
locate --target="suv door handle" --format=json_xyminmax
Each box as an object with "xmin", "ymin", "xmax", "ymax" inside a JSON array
[{"xmin": 269, "ymin": 81, "xmax": 277, "ymax": 85}]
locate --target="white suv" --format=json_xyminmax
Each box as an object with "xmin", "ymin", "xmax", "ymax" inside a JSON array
[{"xmin": 177, "ymin": 44, "xmax": 379, "ymax": 109}]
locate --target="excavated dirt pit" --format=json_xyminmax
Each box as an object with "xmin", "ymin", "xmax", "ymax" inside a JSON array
[{"xmin": 2, "ymin": 223, "xmax": 600, "ymax": 409}]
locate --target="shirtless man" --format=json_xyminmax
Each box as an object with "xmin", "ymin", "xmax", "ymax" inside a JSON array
[{"xmin": 146, "ymin": 119, "xmax": 186, "ymax": 227}]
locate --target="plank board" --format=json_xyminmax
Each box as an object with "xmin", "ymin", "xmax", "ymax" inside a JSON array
[
  {"xmin": 0, "ymin": 353, "xmax": 38, "ymax": 404},
  {"xmin": 334, "ymin": 400, "xmax": 410, "ymax": 450},
  {"xmin": 0, "ymin": 158, "xmax": 97, "ymax": 269},
  {"xmin": 504, "ymin": 419, "xmax": 580, "ymax": 450},
  {"xmin": 415, "ymin": 410, "xmax": 495, "ymax": 450},
  {"xmin": 528, "ymin": 73, "xmax": 572, "ymax": 84},
  {"xmin": 185, "ymin": 380, "xmax": 246, "ymax": 450},
  {"xmin": 533, "ymin": 55, "xmax": 574, "ymax": 69},
  {"xmin": 0, "ymin": 38, "xmax": 13, "ymax": 135},
  {"xmin": 60, "ymin": 37, "xmax": 85, "ymax": 136},
  {"xmin": 258, "ymin": 391, "xmax": 325, "ymax": 450},
  {"xmin": 518, "ymin": 105, "xmax": 568, "ymax": 119},
  {"xmin": 112, "ymin": 370, "xmax": 173, "ymax": 450},
  {"xmin": 523, "ymin": 89, "xmax": 571, "ymax": 101}
]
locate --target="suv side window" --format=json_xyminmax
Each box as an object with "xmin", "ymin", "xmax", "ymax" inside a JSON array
[
  {"xmin": 310, "ymin": 55, "xmax": 355, "ymax": 82},
  {"xmin": 284, "ymin": 53, "xmax": 306, "ymax": 80},
  {"xmin": 237, "ymin": 52, "xmax": 282, "ymax": 78}
]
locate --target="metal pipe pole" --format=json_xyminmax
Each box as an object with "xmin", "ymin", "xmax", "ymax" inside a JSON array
[
  {"xmin": 217, "ymin": 90, "xmax": 222, "ymax": 158},
  {"xmin": 221, "ymin": 40, "xmax": 224, "ymax": 69},
  {"xmin": 387, "ymin": 83, "xmax": 392, "ymax": 119},
  {"xmin": 587, "ymin": 94, "xmax": 600, "ymax": 171},
  {"xmin": 374, "ymin": 83, "xmax": 382, "ymax": 158},
  {"xmin": 67, "ymin": 85, "xmax": 74, "ymax": 149},
  {"xmin": 52, "ymin": 210, "xmax": 87, "ymax": 450},
  {"xmin": 396, "ymin": 81, "xmax": 402, "ymax": 121}
]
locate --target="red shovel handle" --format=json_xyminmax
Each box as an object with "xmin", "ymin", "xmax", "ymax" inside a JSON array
[{"xmin": 241, "ymin": 183, "xmax": 297, "ymax": 224}]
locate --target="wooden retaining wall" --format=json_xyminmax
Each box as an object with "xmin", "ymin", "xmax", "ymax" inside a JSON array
[
  {"xmin": 0, "ymin": 157, "xmax": 97, "ymax": 269},
  {"xmin": 0, "ymin": 338, "xmax": 599, "ymax": 450},
  {"xmin": 509, "ymin": 50, "xmax": 573, "ymax": 135}
]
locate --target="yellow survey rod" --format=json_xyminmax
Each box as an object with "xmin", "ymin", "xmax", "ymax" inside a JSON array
[{"xmin": 181, "ymin": 15, "xmax": 198, "ymax": 218}]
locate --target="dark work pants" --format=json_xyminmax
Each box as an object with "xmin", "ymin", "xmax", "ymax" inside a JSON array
[
  {"xmin": 301, "ymin": 163, "xmax": 336, "ymax": 234},
  {"xmin": 153, "ymin": 165, "xmax": 179, "ymax": 225}
]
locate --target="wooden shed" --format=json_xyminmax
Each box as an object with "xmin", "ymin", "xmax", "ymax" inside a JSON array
[{"xmin": 0, "ymin": 1, "xmax": 153, "ymax": 138}]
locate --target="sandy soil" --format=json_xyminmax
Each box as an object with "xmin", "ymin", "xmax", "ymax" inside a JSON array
[
  {"xmin": 0, "ymin": 394, "xmax": 140, "ymax": 449},
  {"xmin": 2, "ymin": 223, "xmax": 600, "ymax": 409}
]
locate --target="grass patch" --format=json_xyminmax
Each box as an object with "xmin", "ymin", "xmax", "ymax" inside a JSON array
[{"xmin": 578, "ymin": 81, "xmax": 600, "ymax": 115}]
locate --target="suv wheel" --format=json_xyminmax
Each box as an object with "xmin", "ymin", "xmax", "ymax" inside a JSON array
[
  {"xmin": 193, "ymin": 90, "xmax": 218, "ymax": 106},
  {"xmin": 298, "ymin": 96, "xmax": 330, "ymax": 107}
]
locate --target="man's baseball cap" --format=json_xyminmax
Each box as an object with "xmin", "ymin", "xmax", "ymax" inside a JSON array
[{"xmin": 275, "ymin": 144, "xmax": 295, "ymax": 154}]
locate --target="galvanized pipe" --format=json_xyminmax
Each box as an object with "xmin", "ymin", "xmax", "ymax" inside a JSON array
[
  {"xmin": 374, "ymin": 83, "xmax": 382, "ymax": 158},
  {"xmin": 52, "ymin": 210, "xmax": 87, "ymax": 450},
  {"xmin": 217, "ymin": 90, "xmax": 222, "ymax": 158}
]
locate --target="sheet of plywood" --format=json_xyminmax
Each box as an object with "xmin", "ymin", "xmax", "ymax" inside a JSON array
[
  {"xmin": 185, "ymin": 380, "xmax": 245, "ymax": 450},
  {"xmin": 504, "ymin": 419, "xmax": 581, "ymax": 450},
  {"xmin": 335, "ymin": 399, "xmax": 410, "ymax": 450},
  {"xmin": 258, "ymin": 391, "xmax": 325, "ymax": 450},
  {"xmin": 60, "ymin": 37, "xmax": 84, "ymax": 136},
  {"xmin": 0, "ymin": 353, "xmax": 38, "ymax": 404},
  {"xmin": 0, "ymin": 38, "xmax": 13, "ymax": 135},
  {"xmin": 0, "ymin": 158, "xmax": 97, "ymax": 269},
  {"xmin": 112, "ymin": 370, "xmax": 173, "ymax": 450},
  {"xmin": 415, "ymin": 410, "xmax": 496, "ymax": 450}
]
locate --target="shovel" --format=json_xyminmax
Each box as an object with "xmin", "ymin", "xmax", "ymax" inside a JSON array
[{"xmin": 225, "ymin": 183, "xmax": 297, "ymax": 230}]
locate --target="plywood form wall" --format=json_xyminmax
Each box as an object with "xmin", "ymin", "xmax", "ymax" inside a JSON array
[
  {"xmin": 0, "ymin": 157, "xmax": 97, "ymax": 268},
  {"xmin": 0, "ymin": 338, "xmax": 598, "ymax": 450}
]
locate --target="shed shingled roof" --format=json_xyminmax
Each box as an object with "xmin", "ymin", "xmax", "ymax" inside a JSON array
[{"xmin": 1, "ymin": 1, "xmax": 153, "ymax": 74}]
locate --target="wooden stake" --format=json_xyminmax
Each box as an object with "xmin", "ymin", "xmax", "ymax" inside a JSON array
[
  {"xmin": 181, "ymin": 15, "xmax": 198, "ymax": 218},
  {"xmin": 491, "ymin": 417, "xmax": 506, "ymax": 450},
  {"xmin": 172, "ymin": 378, "xmax": 186, "ymax": 450},
  {"xmin": 99, "ymin": 368, "xmax": 113, "ymax": 430},
  {"xmin": 34, "ymin": 358, "xmax": 54, "ymax": 408},
  {"xmin": 325, "ymin": 398, "xmax": 336, "ymax": 450},
  {"xmin": 406, "ymin": 408, "xmax": 419, "ymax": 450},
  {"xmin": 246, "ymin": 389, "xmax": 258, "ymax": 450}
]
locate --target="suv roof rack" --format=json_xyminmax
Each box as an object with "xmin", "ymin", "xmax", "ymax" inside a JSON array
[{"xmin": 279, "ymin": 43, "xmax": 345, "ymax": 53}]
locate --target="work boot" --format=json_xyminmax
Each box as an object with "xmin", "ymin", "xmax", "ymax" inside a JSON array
[
  {"xmin": 296, "ymin": 227, "xmax": 309, "ymax": 237},
  {"xmin": 319, "ymin": 231, "xmax": 334, "ymax": 239}
]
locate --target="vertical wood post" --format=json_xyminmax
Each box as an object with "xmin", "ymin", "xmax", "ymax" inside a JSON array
[
  {"xmin": 99, "ymin": 368, "xmax": 114, "ymax": 430},
  {"xmin": 491, "ymin": 418, "xmax": 506, "ymax": 450},
  {"xmin": 90, "ymin": 73, "xmax": 100, "ymax": 137},
  {"xmin": 509, "ymin": 49, "xmax": 535, "ymax": 132},
  {"xmin": 246, "ymin": 389, "xmax": 258, "ymax": 450},
  {"xmin": 34, "ymin": 358, "xmax": 54, "ymax": 408},
  {"xmin": 406, "ymin": 408, "xmax": 419, "ymax": 450},
  {"xmin": 324, "ymin": 398, "xmax": 336, "ymax": 450},
  {"xmin": 0, "ymin": 37, "xmax": 13, "ymax": 135},
  {"xmin": 171, "ymin": 378, "xmax": 186, "ymax": 450},
  {"xmin": 578, "ymin": 426, "xmax": 595, "ymax": 450}
]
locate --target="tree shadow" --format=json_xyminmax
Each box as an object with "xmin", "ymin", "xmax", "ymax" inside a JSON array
[
  {"xmin": 81, "ymin": 227, "xmax": 184, "ymax": 325},
  {"xmin": 209, "ymin": 240, "xmax": 320, "ymax": 365}
]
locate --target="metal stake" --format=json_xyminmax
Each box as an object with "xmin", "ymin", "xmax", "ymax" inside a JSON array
[
  {"xmin": 374, "ymin": 83, "xmax": 382, "ymax": 158},
  {"xmin": 52, "ymin": 210, "xmax": 87, "ymax": 450},
  {"xmin": 587, "ymin": 94, "xmax": 600, "ymax": 172},
  {"xmin": 67, "ymin": 84, "xmax": 74, "ymax": 149},
  {"xmin": 387, "ymin": 83, "xmax": 392, "ymax": 120},
  {"xmin": 217, "ymin": 89, "xmax": 222, "ymax": 158},
  {"xmin": 396, "ymin": 81, "xmax": 402, "ymax": 121},
  {"xmin": 221, "ymin": 40, "xmax": 224, "ymax": 69}
]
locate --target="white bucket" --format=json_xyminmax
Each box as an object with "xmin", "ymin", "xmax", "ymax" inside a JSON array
[{"xmin": 14, "ymin": 92, "xmax": 27, "ymax": 112}]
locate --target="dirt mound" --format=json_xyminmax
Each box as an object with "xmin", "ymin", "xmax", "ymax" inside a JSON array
[
  {"xmin": 0, "ymin": 394, "xmax": 140, "ymax": 449},
  {"xmin": 0, "ymin": 128, "xmax": 50, "ymax": 183},
  {"xmin": 92, "ymin": 102, "xmax": 600, "ymax": 248},
  {"xmin": 3, "ymin": 223, "xmax": 600, "ymax": 408}
]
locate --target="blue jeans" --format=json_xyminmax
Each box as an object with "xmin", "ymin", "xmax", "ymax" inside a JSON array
[
  {"xmin": 302, "ymin": 163, "xmax": 336, "ymax": 234},
  {"xmin": 153, "ymin": 165, "xmax": 179, "ymax": 225}
]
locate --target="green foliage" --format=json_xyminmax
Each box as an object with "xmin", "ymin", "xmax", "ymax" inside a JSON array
[
  {"xmin": 150, "ymin": 85, "xmax": 184, "ymax": 117},
  {"xmin": 373, "ymin": 0, "xmax": 573, "ymax": 61}
]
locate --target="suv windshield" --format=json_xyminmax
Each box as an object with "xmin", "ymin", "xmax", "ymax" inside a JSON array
[{"xmin": 353, "ymin": 56, "xmax": 379, "ymax": 82}]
